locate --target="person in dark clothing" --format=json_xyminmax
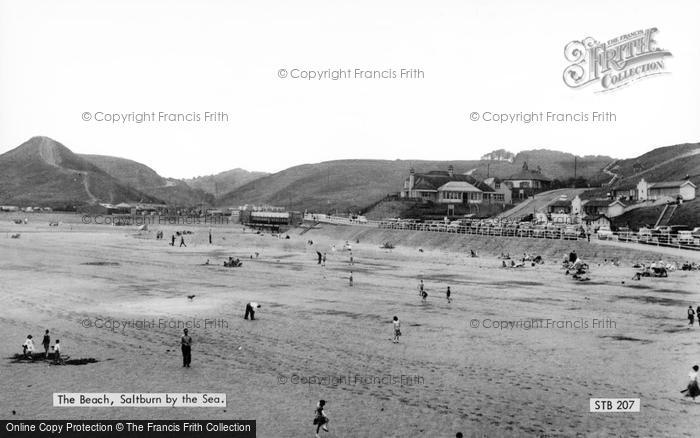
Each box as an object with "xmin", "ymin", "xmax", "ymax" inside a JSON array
[
  {"xmin": 569, "ymin": 250, "xmax": 577, "ymax": 263},
  {"xmin": 688, "ymin": 306, "xmax": 696, "ymax": 325},
  {"xmin": 316, "ymin": 251, "xmax": 322, "ymax": 264},
  {"xmin": 180, "ymin": 236, "xmax": 186, "ymax": 247},
  {"xmin": 42, "ymin": 329, "xmax": 50, "ymax": 359},
  {"xmin": 446, "ymin": 286, "xmax": 452, "ymax": 303},
  {"xmin": 209, "ymin": 230, "xmax": 212, "ymax": 244},
  {"xmin": 181, "ymin": 329, "xmax": 192, "ymax": 367},
  {"xmin": 697, "ymin": 306, "xmax": 700, "ymax": 326},
  {"xmin": 245, "ymin": 302, "xmax": 260, "ymax": 320},
  {"xmin": 171, "ymin": 235, "xmax": 175, "ymax": 246},
  {"xmin": 313, "ymin": 400, "xmax": 329, "ymax": 436}
]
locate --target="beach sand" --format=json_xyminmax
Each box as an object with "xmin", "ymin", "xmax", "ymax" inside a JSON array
[{"xmin": 1, "ymin": 216, "xmax": 699, "ymax": 437}]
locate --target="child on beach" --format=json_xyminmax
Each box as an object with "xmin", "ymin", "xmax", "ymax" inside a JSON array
[
  {"xmin": 42, "ymin": 330, "xmax": 50, "ymax": 358},
  {"xmin": 52, "ymin": 339, "xmax": 61, "ymax": 364},
  {"xmin": 685, "ymin": 365, "xmax": 700, "ymax": 399},
  {"xmin": 313, "ymin": 400, "xmax": 329, "ymax": 436},
  {"xmin": 22, "ymin": 335, "xmax": 34, "ymax": 360},
  {"xmin": 392, "ymin": 316, "xmax": 401, "ymax": 343},
  {"xmin": 688, "ymin": 306, "xmax": 695, "ymax": 325}
]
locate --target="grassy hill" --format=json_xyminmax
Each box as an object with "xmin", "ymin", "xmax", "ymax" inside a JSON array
[
  {"xmin": 217, "ymin": 151, "xmax": 614, "ymax": 213},
  {"xmin": 184, "ymin": 169, "xmax": 268, "ymax": 197},
  {"xmin": 0, "ymin": 137, "xmax": 159, "ymax": 209},
  {"xmin": 612, "ymin": 199, "xmax": 700, "ymax": 229},
  {"xmin": 81, "ymin": 155, "xmax": 213, "ymax": 206},
  {"xmin": 599, "ymin": 142, "xmax": 700, "ymax": 188}
]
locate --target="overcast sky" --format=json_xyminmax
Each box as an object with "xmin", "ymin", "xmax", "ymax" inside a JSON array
[{"xmin": 1, "ymin": 0, "xmax": 699, "ymax": 178}]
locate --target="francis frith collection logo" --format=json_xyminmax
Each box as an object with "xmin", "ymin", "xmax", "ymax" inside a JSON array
[{"xmin": 563, "ymin": 28, "xmax": 672, "ymax": 92}]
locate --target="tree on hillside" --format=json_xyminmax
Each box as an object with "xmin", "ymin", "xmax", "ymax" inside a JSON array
[{"xmin": 481, "ymin": 149, "xmax": 515, "ymax": 162}]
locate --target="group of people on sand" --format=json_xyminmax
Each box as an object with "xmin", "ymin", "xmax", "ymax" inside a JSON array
[
  {"xmin": 417, "ymin": 279, "xmax": 452, "ymax": 303},
  {"xmin": 22, "ymin": 330, "xmax": 61, "ymax": 364},
  {"xmin": 686, "ymin": 305, "xmax": 700, "ymax": 325},
  {"xmin": 631, "ymin": 260, "xmax": 671, "ymax": 279}
]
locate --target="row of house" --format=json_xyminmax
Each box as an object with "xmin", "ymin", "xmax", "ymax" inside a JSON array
[
  {"xmin": 546, "ymin": 177, "xmax": 697, "ymax": 227},
  {"xmin": 610, "ymin": 178, "xmax": 696, "ymax": 202}
]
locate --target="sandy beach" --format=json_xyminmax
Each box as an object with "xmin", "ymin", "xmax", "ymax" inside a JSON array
[{"xmin": 1, "ymin": 215, "xmax": 699, "ymax": 437}]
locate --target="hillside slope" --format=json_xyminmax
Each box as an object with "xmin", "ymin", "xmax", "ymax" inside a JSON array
[
  {"xmin": 217, "ymin": 152, "xmax": 613, "ymax": 212},
  {"xmin": 599, "ymin": 142, "xmax": 700, "ymax": 189},
  {"xmin": 184, "ymin": 169, "xmax": 268, "ymax": 197},
  {"xmin": 0, "ymin": 137, "xmax": 159, "ymax": 208},
  {"xmin": 81, "ymin": 155, "xmax": 212, "ymax": 206}
]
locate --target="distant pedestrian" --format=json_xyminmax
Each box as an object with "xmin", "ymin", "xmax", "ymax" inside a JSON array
[
  {"xmin": 42, "ymin": 330, "xmax": 50, "ymax": 358},
  {"xmin": 392, "ymin": 316, "xmax": 401, "ymax": 343},
  {"xmin": 322, "ymin": 253, "xmax": 327, "ymax": 267},
  {"xmin": 446, "ymin": 286, "xmax": 452, "ymax": 303},
  {"xmin": 316, "ymin": 251, "xmax": 322, "ymax": 264},
  {"xmin": 688, "ymin": 306, "xmax": 695, "ymax": 325},
  {"xmin": 418, "ymin": 280, "xmax": 424, "ymax": 297},
  {"xmin": 52, "ymin": 339, "xmax": 61, "ymax": 364},
  {"xmin": 697, "ymin": 306, "xmax": 700, "ymax": 326},
  {"xmin": 313, "ymin": 400, "xmax": 329, "ymax": 436},
  {"xmin": 180, "ymin": 236, "xmax": 186, "ymax": 247},
  {"xmin": 421, "ymin": 289, "xmax": 428, "ymax": 302},
  {"xmin": 170, "ymin": 235, "xmax": 175, "ymax": 246},
  {"xmin": 245, "ymin": 302, "xmax": 261, "ymax": 320},
  {"xmin": 208, "ymin": 229, "xmax": 212, "ymax": 244},
  {"xmin": 181, "ymin": 329, "xmax": 192, "ymax": 367},
  {"xmin": 22, "ymin": 335, "xmax": 34, "ymax": 360},
  {"xmin": 349, "ymin": 254, "xmax": 354, "ymax": 265},
  {"xmin": 349, "ymin": 272, "xmax": 353, "ymax": 287}
]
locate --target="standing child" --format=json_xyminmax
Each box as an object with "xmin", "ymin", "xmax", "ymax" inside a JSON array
[
  {"xmin": 421, "ymin": 289, "xmax": 428, "ymax": 303},
  {"xmin": 313, "ymin": 400, "xmax": 329, "ymax": 437},
  {"xmin": 42, "ymin": 330, "xmax": 50, "ymax": 359},
  {"xmin": 688, "ymin": 306, "xmax": 695, "ymax": 325},
  {"xmin": 392, "ymin": 316, "xmax": 401, "ymax": 343},
  {"xmin": 52, "ymin": 339, "xmax": 61, "ymax": 364}
]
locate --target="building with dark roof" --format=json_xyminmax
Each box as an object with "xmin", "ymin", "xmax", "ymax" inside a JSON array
[
  {"xmin": 502, "ymin": 162, "xmax": 552, "ymax": 199},
  {"xmin": 401, "ymin": 166, "xmax": 510, "ymax": 205}
]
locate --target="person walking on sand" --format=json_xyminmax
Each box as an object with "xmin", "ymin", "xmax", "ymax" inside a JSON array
[
  {"xmin": 244, "ymin": 302, "xmax": 261, "ymax": 320},
  {"xmin": 181, "ymin": 329, "xmax": 192, "ymax": 367},
  {"xmin": 349, "ymin": 271, "xmax": 353, "ymax": 287},
  {"xmin": 170, "ymin": 235, "xmax": 175, "ymax": 246},
  {"xmin": 42, "ymin": 329, "xmax": 50, "ymax": 359},
  {"xmin": 392, "ymin": 316, "xmax": 401, "ymax": 343},
  {"xmin": 684, "ymin": 365, "xmax": 700, "ymax": 399},
  {"xmin": 208, "ymin": 229, "xmax": 212, "ymax": 245},
  {"xmin": 180, "ymin": 236, "xmax": 187, "ymax": 247},
  {"xmin": 446, "ymin": 286, "xmax": 452, "ymax": 304},
  {"xmin": 22, "ymin": 335, "xmax": 34, "ymax": 360},
  {"xmin": 421, "ymin": 288, "xmax": 428, "ymax": 303},
  {"xmin": 313, "ymin": 400, "xmax": 329, "ymax": 436},
  {"xmin": 688, "ymin": 306, "xmax": 695, "ymax": 325},
  {"xmin": 418, "ymin": 279, "xmax": 424, "ymax": 297}
]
